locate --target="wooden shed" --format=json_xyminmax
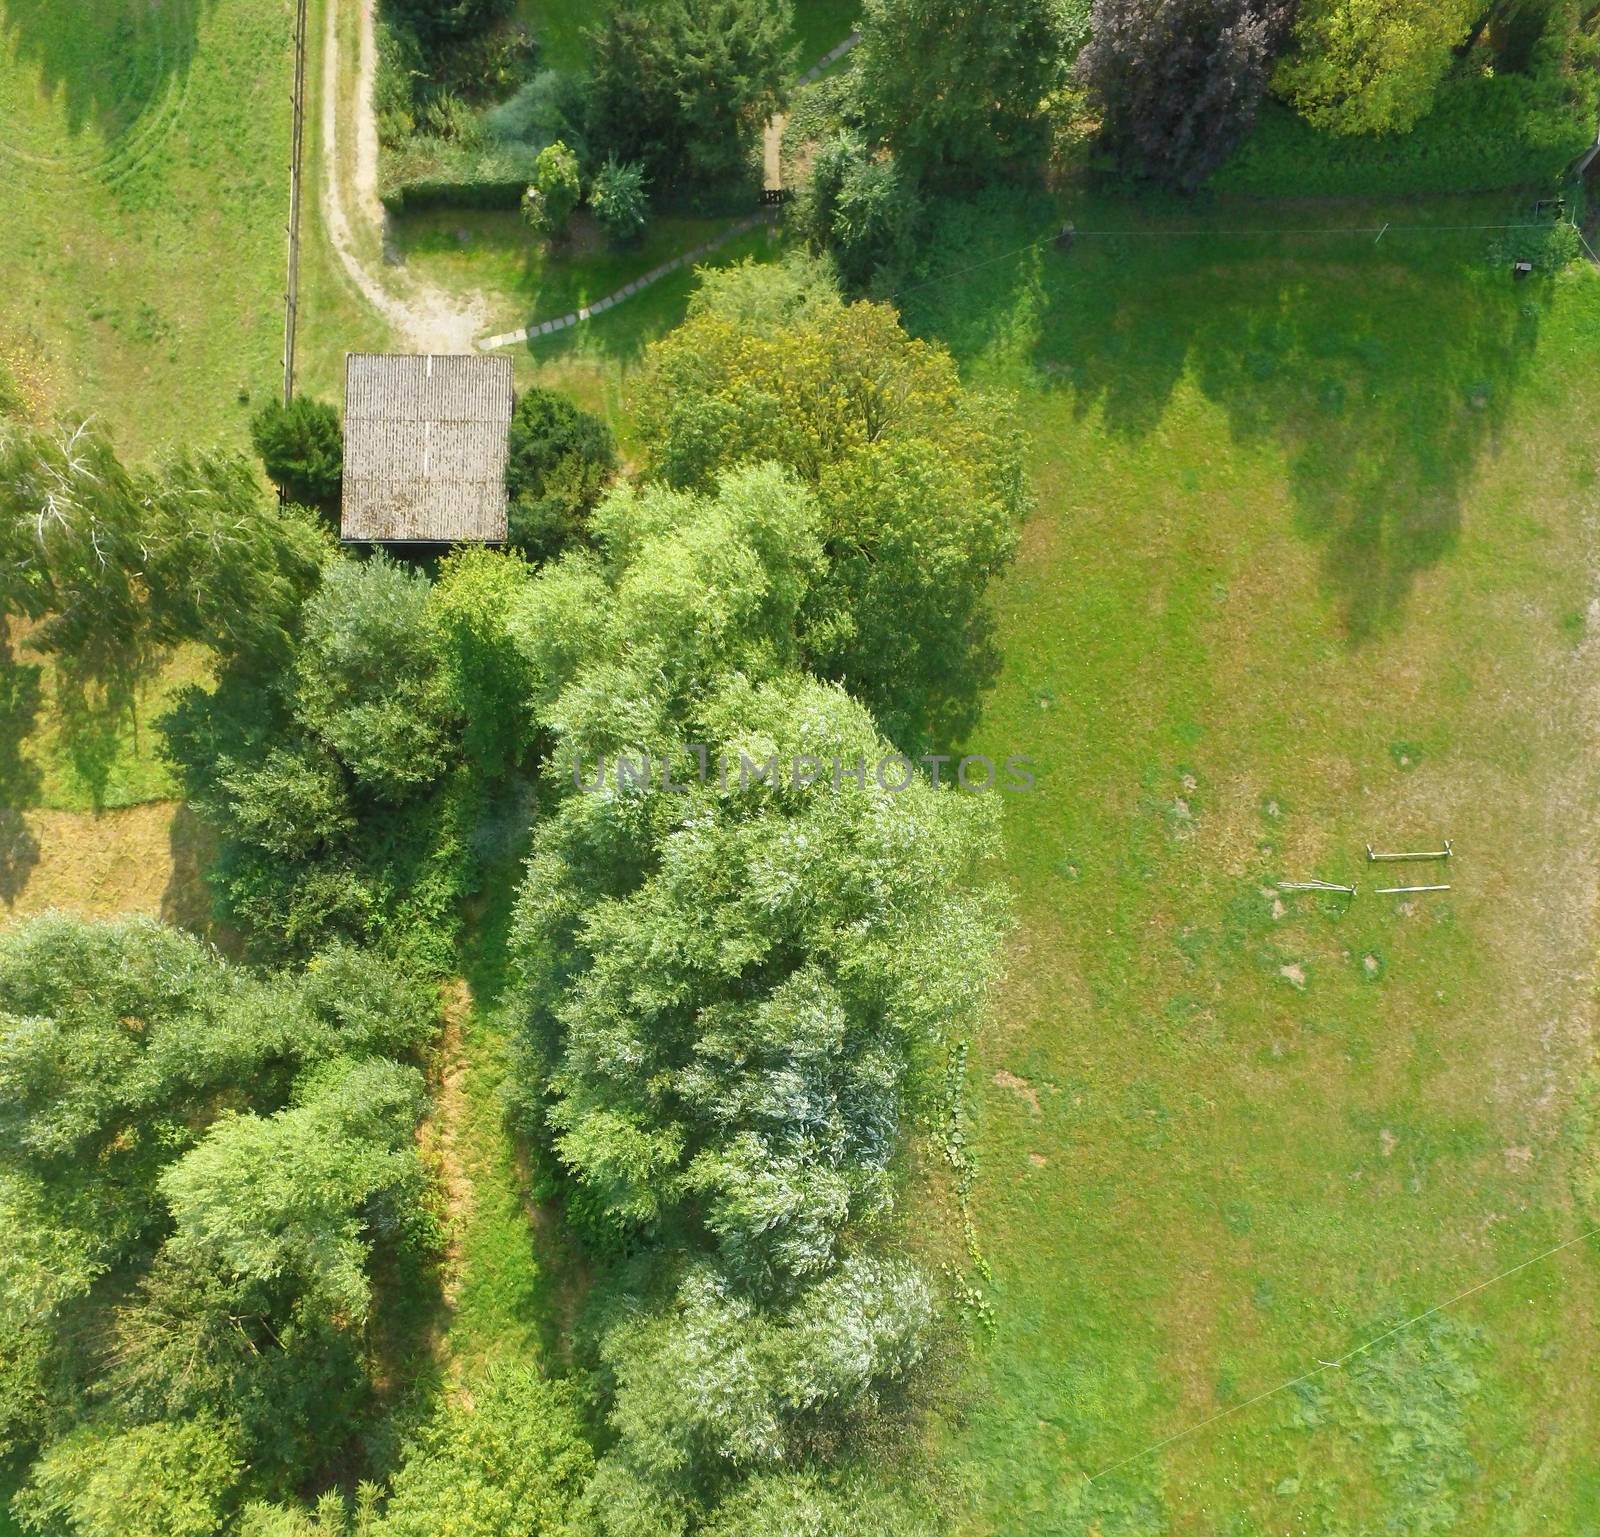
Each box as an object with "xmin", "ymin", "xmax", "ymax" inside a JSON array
[{"xmin": 341, "ymin": 353, "xmax": 513, "ymax": 543}]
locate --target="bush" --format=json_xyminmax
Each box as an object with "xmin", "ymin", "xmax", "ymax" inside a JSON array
[
  {"xmin": 483, "ymin": 68, "xmax": 588, "ymax": 153},
  {"xmin": 384, "ymin": 0, "xmax": 513, "ymax": 47},
  {"xmin": 797, "ymin": 131, "xmax": 921, "ymax": 289},
  {"xmin": 590, "ymin": 155, "xmax": 651, "ymax": 246},
  {"xmin": 15, "ymin": 1420, "xmax": 242, "ymax": 1537},
  {"xmin": 1489, "ymin": 217, "xmax": 1581, "ymax": 272},
  {"xmin": 521, "ymin": 139, "xmax": 582, "ymax": 237},
  {"xmin": 250, "ymin": 398, "xmax": 343, "ymax": 511},
  {"xmin": 504, "ymin": 388, "xmax": 617, "ymax": 562},
  {"xmin": 378, "ymin": 1368, "xmax": 593, "ymax": 1536}
]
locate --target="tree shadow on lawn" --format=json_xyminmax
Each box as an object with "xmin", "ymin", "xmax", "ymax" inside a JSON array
[
  {"xmin": 0, "ymin": 622, "xmax": 42, "ymax": 905},
  {"xmin": 1, "ymin": 0, "xmax": 208, "ymax": 142},
  {"xmin": 905, "ymin": 191, "xmax": 1547, "ymax": 643}
]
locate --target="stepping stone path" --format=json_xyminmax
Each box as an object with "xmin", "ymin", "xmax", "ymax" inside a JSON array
[{"xmin": 477, "ymin": 33, "xmax": 860, "ymax": 353}]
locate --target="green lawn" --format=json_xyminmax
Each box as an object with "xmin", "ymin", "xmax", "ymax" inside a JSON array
[
  {"xmin": 390, "ymin": 214, "xmax": 782, "ymax": 453},
  {"xmin": 0, "ymin": 0, "xmax": 382, "ymax": 453},
  {"xmin": 792, "ymin": 0, "xmax": 859, "ymax": 63},
  {"xmin": 0, "ymin": 0, "xmax": 290, "ymax": 452},
  {"xmin": 895, "ymin": 191, "xmax": 1600, "ymax": 1534}
]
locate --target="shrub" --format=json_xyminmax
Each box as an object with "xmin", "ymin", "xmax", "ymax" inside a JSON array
[
  {"xmin": 378, "ymin": 1368, "xmax": 593, "ymax": 1536},
  {"xmin": 250, "ymin": 397, "xmax": 343, "ymax": 510},
  {"xmin": 504, "ymin": 388, "xmax": 617, "ymax": 562},
  {"xmin": 384, "ymin": 0, "xmax": 513, "ymax": 47},
  {"xmin": 483, "ymin": 68, "xmax": 588, "ymax": 152},
  {"xmin": 378, "ymin": 137, "xmax": 544, "ymax": 211},
  {"xmin": 797, "ymin": 131, "xmax": 921, "ymax": 289},
  {"xmin": 590, "ymin": 154, "xmax": 651, "ymax": 246},
  {"xmin": 522, "ymin": 138, "xmax": 582, "ymax": 237},
  {"xmin": 1489, "ymin": 217, "xmax": 1581, "ymax": 272}
]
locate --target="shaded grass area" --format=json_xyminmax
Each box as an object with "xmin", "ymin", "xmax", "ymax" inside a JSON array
[
  {"xmin": 0, "ymin": 620, "xmax": 210, "ymax": 815},
  {"xmin": 394, "ymin": 216, "xmax": 783, "ymax": 457},
  {"xmin": 516, "ymin": 0, "xmax": 586, "ymax": 73},
  {"xmin": 436, "ymin": 792, "xmax": 586, "ymax": 1378},
  {"xmin": 792, "ymin": 0, "xmax": 859, "ymax": 63},
  {"xmin": 896, "ymin": 188, "xmax": 1600, "ymax": 1534}
]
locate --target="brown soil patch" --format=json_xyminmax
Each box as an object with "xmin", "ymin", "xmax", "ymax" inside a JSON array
[
  {"xmin": 994, "ymin": 1069, "xmax": 1042, "ymax": 1116},
  {"xmin": 0, "ymin": 801, "xmax": 215, "ymax": 932},
  {"xmin": 1279, "ymin": 962, "xmax": 1307, "ymax": 989},
  {"xmin": 424, "ymin": 980, "xmax": 476, "ymax": 1312}
]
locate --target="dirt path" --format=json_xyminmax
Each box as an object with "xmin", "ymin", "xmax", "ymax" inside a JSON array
[
  {"xmin": 763, "ymin": 113, "xmax": 786, "ymax": 191},
  {"xmin": 319, "ymin": 0, "xmax": 487, "ymax": 352}
]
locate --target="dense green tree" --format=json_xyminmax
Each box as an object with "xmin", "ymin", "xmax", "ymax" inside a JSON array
[
  {"xmin": 0, "ymin": 918, "xmax": 438, "ymax": 1300},
  {"xmin": 293, "ymin": 553, "xmax": 457, "ymax": 800},
  {"xmin": 504, "ymin": 387, "xmax": 618, "ymax": 562},
  {"xmin": 0, "ymin": 421, "xmax": 328, "ymax": 688},
  {"xmin": 159, "ymin": 1057, "xmax": 432, "ymax": 1323},
  {"xmin": 1, "ymin": 916, "xmax": 442, "ymax": 1525},
  {"xmin": 432, "ymin": 546, "xmax": 541, "ymax": 776},
  {"xmin": 589, "ymin": 154, "xmax": 651, "ymax": 246},
  {"xmin": 15, "ymin": 1418, "xmax": 242, "ymax": 1537},
  {"xmin": 0, "ymin": 916, "xmax": 278, "ymax": 1301},
  {"xmin": 1274, "ymin": 0, "xmax": 1479, "ymax": 134},
  {"xmin": 853, "ymin": 0, "xmax": 1078, "ymax": 177},
  {"xmin": 376, "ymin": 1367, "xmax": 593, "ymax": 1536},
  {"xmin": 1078, "ymin": 0, "xmax": 1294, "ymax": 188},
  {"xmin": 508, "ymin": 467, "xmax": 1004, "ymax": 1282},
  {"xmin": 250, "ymin": 398, "xmax": 344, "ymax": 512},
  {"xmin": 581, "ymin": 1259, "xmax": 935, "ymax": 1530},
  {"xmin": 796, "ymin": 131, "xmax": 921, "ymax": 289},
  {"xmin": 586, "ymin": 0, "xmax": 794, "ymax": 189},
  {"xmin": 636, "ymin": 258, "xmax": 1028, "ymax": 748}
]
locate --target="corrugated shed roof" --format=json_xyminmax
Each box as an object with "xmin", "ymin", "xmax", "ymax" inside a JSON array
[{"xmin": 342, "ymin": 353, "xmax": 513, "ymax": 542}]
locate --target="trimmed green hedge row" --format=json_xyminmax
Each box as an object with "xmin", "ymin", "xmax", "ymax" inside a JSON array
[
  {"xmin": 378, "ymin": 137, "xmax": 544, "ymax": 211},
  {"xmin": 1213, "ymin": 70, "xmax": 1597, "ymax": 198}
]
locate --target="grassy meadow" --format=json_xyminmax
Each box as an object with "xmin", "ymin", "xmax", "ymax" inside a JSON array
[
  {"xmin": 0, "ymin": 0, "xmax": 383, "ymax": 452},
  {"xmin": 6, "ymin": 0, "xmax": 1600, "ymax": 1528},
  {"xmin": 895, "ymin": 193, "xmax": 1600, "ymax": 1534}
]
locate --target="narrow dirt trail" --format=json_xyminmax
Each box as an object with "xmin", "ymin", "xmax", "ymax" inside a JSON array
[
  {"xmin": 319, "ymin": 0, "xmax": 488, "ymax": 352},
  {"xmin": 763, "ymin": 113, "xmax": 786, "ymax": 191}
]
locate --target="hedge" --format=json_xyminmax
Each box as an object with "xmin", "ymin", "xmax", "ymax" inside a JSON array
[
  {"xmin": 378, "ymin": 137, "xmax": 544, "ymax": 212},
  {"xmin": 1213, "ymin": 70, "xmax": 1597, "ymax": 199}
]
